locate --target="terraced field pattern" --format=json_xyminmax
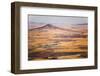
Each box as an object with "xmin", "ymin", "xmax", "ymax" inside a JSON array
[{"xmin": 28, "ymin": 23, "xmax": 88, "ymax": 60}]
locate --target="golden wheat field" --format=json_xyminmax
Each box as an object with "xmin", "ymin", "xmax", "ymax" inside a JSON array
[{"xmin": 28, "ymin": 23, "xmax": 88, "ymax": 60}]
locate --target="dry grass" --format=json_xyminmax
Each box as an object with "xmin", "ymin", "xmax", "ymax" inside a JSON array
[{"xmin": 28, "ymin": 24, "xmax": 88, "ymax": 60}]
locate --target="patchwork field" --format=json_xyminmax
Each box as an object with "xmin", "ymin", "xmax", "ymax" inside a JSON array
[{"xmin": 28, "ymin": 24, "xmax": 88, "ymax": 60}]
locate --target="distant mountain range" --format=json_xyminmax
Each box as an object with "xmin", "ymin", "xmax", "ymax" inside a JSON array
[
  {"xmin": 29, "ymin": 24, "xmax": 86, "ymax": 33},
  {"xmin": 28, "ymin": 23, "xmax": 88, "ymax": 29}
]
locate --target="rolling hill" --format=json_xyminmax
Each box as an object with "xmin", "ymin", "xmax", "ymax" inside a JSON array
[{"xmin": 28, "ymin": 24, "xmax": 88, "ymax": 60}]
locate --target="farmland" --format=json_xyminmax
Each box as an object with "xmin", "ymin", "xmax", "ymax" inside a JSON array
[{"xmin": 28, "ymin": 24, "xmax": 88, "ymax": 60}]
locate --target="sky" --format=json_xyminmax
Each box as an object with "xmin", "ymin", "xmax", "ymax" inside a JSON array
[{"xmin": 28, "ymin": 15, "xmax": 88, "ymax": 29}]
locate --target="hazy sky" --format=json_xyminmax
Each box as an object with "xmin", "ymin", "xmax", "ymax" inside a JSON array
[{"xmin": 28, "ymin": 15, "xmax": 88, "ymax": 29}]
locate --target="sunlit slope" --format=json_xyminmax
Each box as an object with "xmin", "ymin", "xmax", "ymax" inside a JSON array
[
  {"xmin": 28, "ymin": 24, "xmax": 88, "ymax": 53},
  {"xmin": 29, "ymin": 24, "xmax": 87, "ymax": 52}
]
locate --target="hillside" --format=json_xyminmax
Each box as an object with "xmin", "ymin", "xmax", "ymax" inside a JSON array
[{"xmin": 28, "ymin": 24, "xmax": 88, "ymax": 60}]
